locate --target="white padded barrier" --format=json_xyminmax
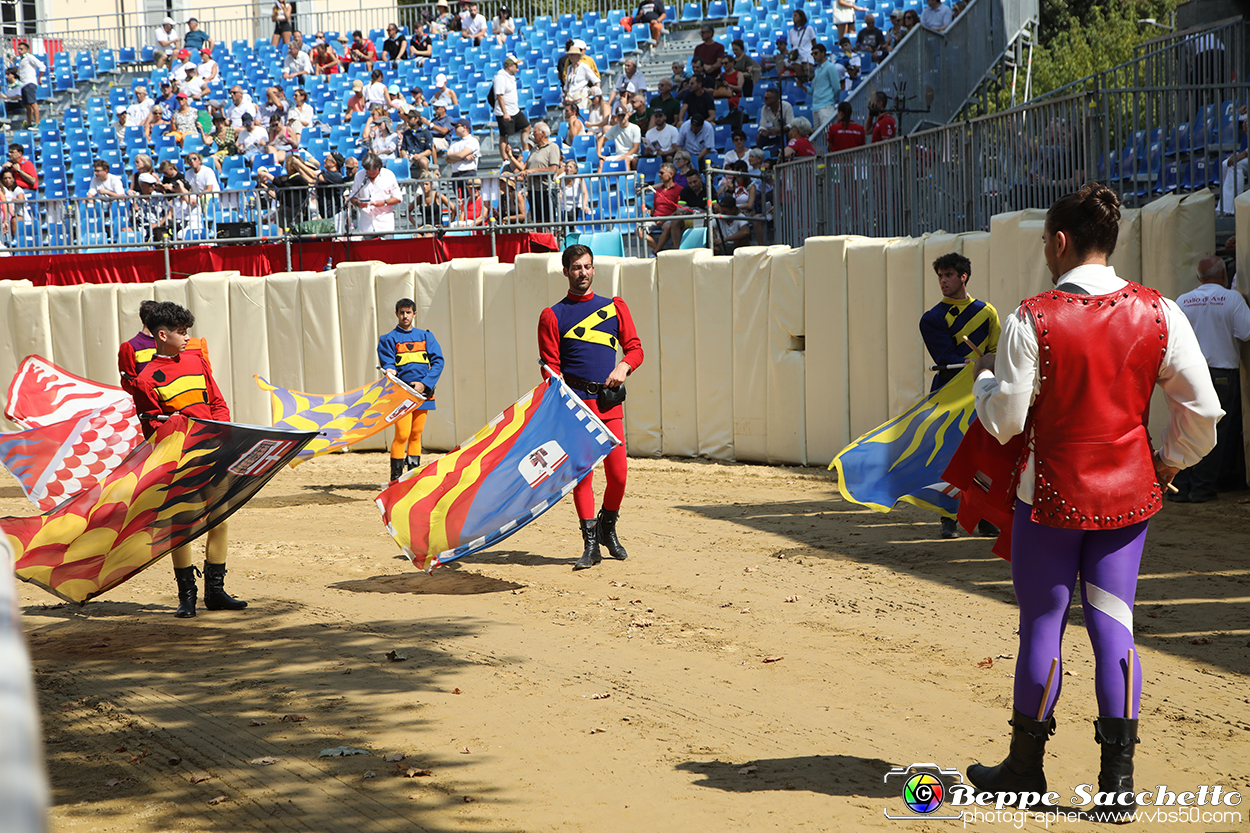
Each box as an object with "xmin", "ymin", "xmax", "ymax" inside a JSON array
[
  {"xmin": 185, "ymin": 273, "xmax": 235, "ymax": 405},
  {"xmin": 481, "ymin": 262, "xmax": 521, "ymax": 419},
  {"xmin": 803, "ymin": 238, "xmax": 853, "ymax": 464},
  {"xmin": 47, "ymin": 285, "xmax": 87, "ymax": 379},
  {"xmin": 844, "ymin": 237, "xmax": 891, "ymax": 440},
  {"xmin": 767, "ymin": 247, "xmax": 806, "ymax": 465},
  {"xmin": 414, "ymin": 262, "xmax": 457, "ymax": 451},
  {"xmin": 80, "ymin": 283, "xmax": 121, "ymax": 387},
  {"xmin": 228, "ymin": 276, "xmax": 271, "ymax": 426},
  {"xmin": 618, "ymin": 257, "xmax": 662, "ymax": 458},
  {"xmin": 263, "ymin": 273, "xmax": 309, "ymax": 395},
  {"xmin": 693, "ymin": 251, "xmax": 734, "ymax": 460},
  {"xmin": 334, "ymin": 261, "xmax": 385, "ymax": 451},
  {"xmin": 885, "ymin": 236, "xmax": 927, "ymax": 417},
  {"xmin": 446, "ymin": 258, "xmax": 491, "ymax": 443},
  {"xmin": 1109, "ymin": 209, "xmax": 1143, "ymax": 285},
  {"xmin": 733, "ymin": 245, "xmax": 781, "ymax": 463},
  {"xmin": 114, "ymin": 283, "xmax": 154, "ymax": 352},
  {"xmin": 1141, "ymin": 191, "xmax": 1216, "ymax": 302},
  {"xmin": 655, "ymin": 248, "xmax": 704, "ymax": 458}
]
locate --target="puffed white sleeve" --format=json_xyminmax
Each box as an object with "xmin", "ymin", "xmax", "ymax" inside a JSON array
[
  {"xmin": 973, "ymin": 305, "xmax": 1038, "ymax": 445},
  {"xmin": 1155, "ymin": 299, "xmax": 1223, "ymax": 469}
]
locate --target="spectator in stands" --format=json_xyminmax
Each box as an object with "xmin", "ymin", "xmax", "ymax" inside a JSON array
[
  {"xmin": 491, "ymin": 6, "xmax": 515, "ymax": 46},
  {"xmin": 287, "ymin": 87, "xmax": 313, "ymax": 128},
  {"xmin": 155, "ymin": 80, "xmax": 177, "ymax": 115},
  {"xmin": 316, "ymin": 152, "xmax": 347, "ymax": 221},
  {"xmin": 643, "ymin": 162, "xmax": 683, "ymax": 252},
  {"xmin": 651, "ymin": 77, "xmax": 681, "ymax": 128},
  {"xmin": 630, "ymin": 0, "xmax": 665, "ymax": 44},
  {"xmin": 516, "ymin": 121, "xmax": 561, "ymax": 223},
  {"xmin": 627, "ymin": 93, "xmax": 650, "ymax": 132},
  {"xmin": 313, "ymin": 40, "xmax": 340, "ymax": 74},
  {"xmin": 562, "ymin": 102, "xmax": 586, "ymax": 150},
  {"xmin": 676, "ymin": 111, "xmax": 715, "ymax": 164},
  {"xmin": 291, "ymin": 30, "xmax": 311, "ymax": 53},
  {"xmin": 599, "ymin": 108, "xmax": 641, "ymax": 171},
  {"xmin": 786, "ymin": 10, "xmax": 817, "ymax": 82},
  {"xmin": 730, "ymin": 40, "xmax": 759, "ymax": 94},
  {"xmin": 283, "ymin": 40, "xmax": 313, "ymax": 83},
  {"xmin": 644, "ymin": 109, "xmax": 680, "ymax": 161},
  {"xmin": 563, "ymin": 40, "xmax": 599, "ymax": 109},
  {"xmin": 2, "ymin": 145, "xmax": 36, "ymax": 192},
  {"xmin": 239, "ymin": 112, "xmax": 268, "ymax": 162},
  {"xmin": 127, "ymin": 154, "xmax": 156, "ymax": 195},
  {"xmin": 346, "ymin": 151, "xmax": 402, "ymax": 234},
  {"xmin": 811, "ymin": 44, "xmax": 844, "ymax": 128},
  {"xmin": 692, "ymin": 57, "xmax": 719, "ymax": 91},
  {"xmin": 694, "ymin": 25, "xmax": 725, "ymax": 70},
  {"xmin": 609, "ymin": 58, "xmax": 647, "ymax": 113},
  {"xmin": 783, "ymin": 116, "xmax": 817, "ymax": 158},
  {"xmin": 585, "ymin": 87, "xmax": 611, "ymax": 136},
  {"xmin": 461, "ymin": 3, "xmax": 488, "ymax": 45},
  {"xmin": 182, "ymin": 64, "xmax": 207, "ymax": 100},
  {"xmin": 670, "ymin": 61, "xmax": 688, "ymax": 89},
  {"xmin": 856, "ymin": 13, "xmax": 888, "ymax": 61},
  {"xmin": 382, "ymin": 23, "xmax": 407, "ymax": 65},
  {"xmin": 409, "ymin": 87, "xmax": 427, "ymax": 108},
  {"xmin": 259, "ymin": 85, "xmax": 289, "ymax": 125},
  {"xmin": 408, "ymin": 24, "xmax": 432, "ymax": 62},
  {"xmin": 560, "ymin": 158, "xmax": 590, "ymax": 220},
  {"xmin": 387, "ymin": 84, "xmax": 413, "ymax": 117},
  {"xmin": 827, "ymin": 101, "xmax": 866, "ymax": 150},
  {"xmin": 346, "ymin": 80, "xmax": 366, "ymax": 114},
  {"xmin": 202, "ymin": 116, "xmax": 239, "ymax": 171},
  {"xmin": 344, "ymin": 156, "xmax": 359, "ymax": 181},
  {"xmin": 225, "ymin": 85, "xmax": 258, "ymax": 128},
  {"xmin": 349, "ymin": 30, "xmax": 377, "ymax": 71},
  {"xmin": 432, "ymin": 0, "xmax": 455, "ymax": 35},
  {"xmin": 87, "ymin": 159, "xmax": 126, "ymax": 199},
  {"xmin": 712, "ymin": 194, "xmax": 750, "ymax": 254},
  {"xmin": 271, "ymin": 0, "xmax": 294, "ymax": 47},
  {"xmin": 756, "ymin": 87, "xmax": 793, "ymax": 150},
  {"xmin": 0, "ymin": 168, "xmax": 28, "ymax": 239},
  {"xmin": 714, "ymin": 54, "xmax": 745, "ymax": 114},
  {"xmin": 719, "ymin": 159, "xmax": 763, "ymax": 241},
  {"xmin": 1, "ymin": 68, "xmax": 20, "ymax": 120},
  {"xmin": 364, "ymin": 69, "xmax": 388, "ymax": 110},
  {"xmin": 866, "ymin": 90, "xmax": 897, "ymax": 142},
  {"xmin": 400, "ymin": 110, "xmax": 436, "ymax": 171},
  {"xmin": 446, "ymin": 118, "xmax": 481, "ymax": 184},
  {"xmin": 676, "ymin": 169, "xmax": 707, "ymax": 231},
  {"xmin": 832, "ymin": 0, "xmax": 868, "ymax": 38},
  {"xmin": 430, "ymin": 73, "xmax": 459, "ymax": 108},
  {"xmin": 429, "ymin": 103, "xmax": 454, "ymax": 153},
  {"xmin": 170, "ymin": 49, "xmax": 193, "ymax": 83},
  {"xmin": 195, "ymin": 47, "xmax": 219, "ymax": 84},
  {"xmin": 169, "ymin": 93, "xmax": 199, "ymax": 146},
  {"xmin": 183, "ymin": 18, "xmax": 212, "ymax": 53},
  {"xmin": 886, "ymin": 9, "xmax": 907, "ymax": 46},
  {"xmin": 186, "ymin": 153, "xmax": 220, "ymax": 194},
  {"xmin": 557, "ymin": 39, "xmax": 577, "ymax": 81},
  {"xmin": 920, "ymin": 0, "xmax": 952, "ymax": 32},
  {"xmin": 363, "ymin": 106, "xmax": 400, "ymax": 160},
  {"xmin": 113, "ymin": 106, "xmax": 129, "ymax": 149},
  {"xmin": 15, "ymin": 44, "xmax": 46, "ymax": 128},
  {"xmin": 721, "ymin": 130, "xmax": 750, "ymax": 173},
  {"xmin": 127, "ymin": 87, "xmax": 156, "ymax": 138},
  {"xmin": 154, "ymin": 17, "xmax": 179, "ymax": 69},
  {"xmin": 672, "ymin": 149, "xmax": 694, "ymax": 187},
  {"xmin": 493, "ymin": 54, "xmax": 530, "ymax": 148},
  {"xmin": 411, "ymin": 171, "xmax": 453, "ymax": 230},
  {"xmin": 678, "ymin": 75, "xmax": 715, "ymax": 124}
]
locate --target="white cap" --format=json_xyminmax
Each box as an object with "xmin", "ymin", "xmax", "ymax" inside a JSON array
[
  {"xmin": 163, "ymin": 16, "xmax": 175, "ymax": 24},
  {"xmin": 571, "ymin": 39, "xmax": 587, "ymax": 51},
  {"xmin": 139, "ymin": 172, "xmax": 160, "ymax": 184},
  {"xmin": 114, "ymin": 104, "xmax": 126, "ymax": 114},
  {"xmin": 435, "ymin": 73, "xmax": 447, "ymax": 86}
]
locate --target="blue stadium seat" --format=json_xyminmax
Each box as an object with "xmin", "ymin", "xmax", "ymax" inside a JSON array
[
  {"xmin": 587, "ymin": 231, "xmax": 624, "ymax": 256},
  {"xmin": 385, "ymin": 158, "xmax": 410, "ymax": 179},
  {"xmin": 637, "ymin": 156, "xmax": 661, "ymax": 182},
  {"xmin": 707, "ymin": 1, "xmax": 729, "ymax": 18},
  {"xmin": 679, "ymin": 227, "xmax": 707, "ymax": 248},
  {"xmin": 119, "ymin": 46, "xmax": 137, "ymax": 64},
  {"xmin": 681, "ymin": 2, "xmax": 703, "ymax": 21}
]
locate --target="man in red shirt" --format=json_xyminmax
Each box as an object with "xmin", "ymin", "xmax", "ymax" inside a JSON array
[
  {"xmin": 692, "ymin": 24, "xmax": 725, "ymax": 71},
  {"xmin": 2, "ymin": 144, "xmax": 38, "ymax": 190},
  {"xmin": 866, "ymin": 91, "xmax": 898, "ymax": 142},
  {"xmin": 348, "ymin": 30, "xmax": 377, "ymax": 71},
  {"xmin": 827, "ymin": 101, "xmax": 866, "ymax": 151},
  {"xmin": 642, "ymin": 162, "xmax": 684, "ymax": 253}
]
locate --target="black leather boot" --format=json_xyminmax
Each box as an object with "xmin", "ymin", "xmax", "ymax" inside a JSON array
[
  {"xmin": 967, "ymin": 709, "xmax": 1055, "ymax": 804},
  {"xmin": 389, "ymin": 457, "xmax": 405, "ymax": 483},
  {"xmin": 596, "ymin": 509, "xmax": 628, "ymax": 560},
  {"xmin": 574, "ymin": 519, "xmax": 601, "ymax": 570},
  {"xmin": 406, "ymin": 455, "xmax": 421, "ymax": 472},
  {"xmin": 202, "ymin": 562, "xmax": 248, "ymax": 611},
  {"xmin": 1084, "ymin": 718, "xmax": 1139, "ymax": 824},
  {"xmin": 173, "ymin": 565, "xmax": 198, "ymax": 619}
]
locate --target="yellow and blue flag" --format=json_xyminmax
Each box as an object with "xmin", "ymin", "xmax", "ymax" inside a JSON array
[
  {"xmin": 256, "ymin": 374, "xmax": 425, "ymax": 465},
  {"xmin": 377, "ymin": 375, "xmax": 621, "ymax": 572},
  {"xmin": 830, "ymin": 364, "xmax": 978, "ymax": 518}
]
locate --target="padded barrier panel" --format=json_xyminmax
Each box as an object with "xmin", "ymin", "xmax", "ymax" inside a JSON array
[
  {"xmin": 1141, "ymin": 191, "xmax": 1215, "ymax": 301},
  {"xmin": 334, "ymin": 262, "xmax": 384, "ymax": 451},
  {"xmin": 1238, "ymin": 192, "xmax": 1250, "ymax": 289},
  {"xmin": 655, "ymin": 248, "xmax": 703, "ymax": 458},
  {"xmin": 298, "ymin": 271, "xmax": 345, "ymax": 396},
  {"xmin": 151, "ymin": 277, "xmax": 188, "ymax": 307},
  {"xmin": 10, "ymin": 286, "xmax": 52, "ymax": 377},
  {"xmin": 987, "ymin": 211, "xmax": 1025, "ymax": 321},
  {"xmin": 263, "ymin": 273, "xmax": 308, "ymax": 394},
  {"xmin": 511, "ymin": 254, "xmax": 552, "ymax": 393},
  {"xmin": 845, "ymin": 237, "xmax": 891, "ymax": 440},
  {"xmin": 618, "ymin": 257, "xmax": 662, "ymax": 458},
  {"xmin": 734, "ymin": 245, "xmax": 781, "ymax": 463},
  {"xmin": 544, "ymin": 252, "xmax": 569, "ymax": 305},
  {"xmin": 922, "ymin": 233, "xmax": 962, "ymax": 314},
  {"xmin": 229, "ymin": 276, "xmax": 271, "ymax": 426},
  {"xmin": 446, "ymin": 258, "xmax": 491, "ymax": 443},
  {"xmin": 1016, "ymin": 220, "xmax": 1051, "ymax": 301},
  {"xmin": 885, "ymin": 236, "xmax": 927, "ymax": 417},
  {"xmin": 481, "ymin": 263, "xmax": 520, "ymax": 419},
  {"xmin": 184, "ymin": 273, "xmax": 235, "ymax": 406},
  {"xmin": 0, "ymin": 281, "xmax": 33, "ymax": 430},
  {"xmin": 80, "ymin": 283, "xmax": 121, "ymax": 386},
  {"xmin": 803, "ymin": 239, "xmax": 852, "ymax": 464},
  {"xmin": 592, "ymin": 256, "xmax": 624, "ymax": 298},
  {"xmin": 47, "ymin": 285, "xmax": 88, "ymax": 379},
  {"xmin": 767, "ymin": 247, "xmax": 806, "ymax": 466},
  {"xmin": 414, "ymin": 262, "xmax": 457, "ymax": 451},
  {"xmin": 959, "ymin": 232, "xmax": 993, "ymax": 313},
  {"xmin": 692, "ymin": 252, "xmax": 734, "ymax": 460},
  {"xmin": 1108, "ymin": 209, "xmax": 1142, "ymax": 285},
  {"xmin": 115, "ymin": 283, "xmax": 155, "ymax": 349}
]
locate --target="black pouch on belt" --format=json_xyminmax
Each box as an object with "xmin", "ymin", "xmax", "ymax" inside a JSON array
[{"xmin": 597, "ymin": 385, "xmax": 627, "ymax": 410}]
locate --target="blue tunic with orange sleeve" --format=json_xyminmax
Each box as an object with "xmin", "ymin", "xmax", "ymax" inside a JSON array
[{"xmin": 377, "ymin": 327, "xmax": 444, "ymax": 411}]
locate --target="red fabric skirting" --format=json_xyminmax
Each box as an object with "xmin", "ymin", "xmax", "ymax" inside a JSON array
[{"xmin": 4, "ymin": 232, "xmax": 558, "ymax": 287}]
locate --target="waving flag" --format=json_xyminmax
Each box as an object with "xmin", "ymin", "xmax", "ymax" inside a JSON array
[
  {"xmin": 830, "ymin": 364, "xmax": 979, "ymax": 519},
  {"xmin": 5, "ymin": 355, "xmax": 132, "ymax": 428},
  {"xmin": 1, "ymin": 415, "xmax": 315, "ymax": 604},
  {"xmin": 255, "ymin": 374, "xmax": 425, "ymax": 464},
  {"xmin": 378, "ymin": 375, "xmax": 621, "ymax": 572}
]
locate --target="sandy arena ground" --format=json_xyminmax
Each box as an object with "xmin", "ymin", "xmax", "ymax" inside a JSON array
[{"xmin": 4, "ymin": 451, "xmax": 1249, "ymax": 833}]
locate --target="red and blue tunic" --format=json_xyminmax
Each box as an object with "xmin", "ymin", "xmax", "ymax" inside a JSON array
[{"xmin": 538, "ymin": 291, "xmax": 644, "ymax": 420}]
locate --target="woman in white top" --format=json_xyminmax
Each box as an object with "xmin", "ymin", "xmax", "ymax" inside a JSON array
[
  {"xmin": 492, "ymin": 7, "xmax": 515, "ymax": 46},
  {"xmin": 0, "ymin": 169, "xmax": 28, "ymax": 238},
  {"xmin": 786, "ymin": 10, "xmax": 819, "ymax": 79},
  {"xmin": 560, "ymin": 158, "xmax": 589, "ymax": 220},
  {"xmin": 584, "ymin": 87, "xmax": 611, "ymax": 137},
  {"xmin": 363, "ymin": 69, "xmax": 389, "ymax": 110},
  {"xmin": 271, "ymin": 0, "xmax": 293, "ymax": 47},
  {"xmin": 831, "ymin": 0, "xmax": 868, "ymax": 36},
  {"xmin": 289, "ymin": 87, "xmax": 314, "ymax": 128},
  {"xmin": 429, "ymin": 74, "xmax": 458, "ymax": 108}
]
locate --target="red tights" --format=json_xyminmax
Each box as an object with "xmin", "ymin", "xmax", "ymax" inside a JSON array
[{"xmin": 573, "ymin": 416, "xmax": 626, "ymax": 519}]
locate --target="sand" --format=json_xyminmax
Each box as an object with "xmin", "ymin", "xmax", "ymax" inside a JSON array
[{"xmin": 6, "ymin": 452, "xmax": 1249, "ymax": 832}]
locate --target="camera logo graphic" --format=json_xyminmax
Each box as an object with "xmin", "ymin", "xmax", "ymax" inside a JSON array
[{"xmin": 883, "ymin": 763, "xmax": 964, "ymax": 820}]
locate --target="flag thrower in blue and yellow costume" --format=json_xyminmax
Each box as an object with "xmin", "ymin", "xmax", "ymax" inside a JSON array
[{"xmin": 378, "ymin": 298, "xmax": 444, "ymax": 483}]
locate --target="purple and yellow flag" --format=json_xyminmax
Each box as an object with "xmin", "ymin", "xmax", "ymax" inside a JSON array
[
  {"xmin": 1, "ymin": 415, "xmax": 315, "ymax": 604},
  {"xmin": 256, "ymin": 374, "xmax": 425, "ymax": 465},
  {"xmin": 377, "ymin": 375, "xmax": 620, "ymax": 572}
]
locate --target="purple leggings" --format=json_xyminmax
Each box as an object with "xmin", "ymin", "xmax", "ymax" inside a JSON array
[{"xmin": 1011, "ymin": 500, "xmax": 1146, "ymax": 719}]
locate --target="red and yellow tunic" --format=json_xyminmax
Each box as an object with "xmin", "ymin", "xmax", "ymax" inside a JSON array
[{"xmin": 130, "ymin": 351, "xmax": 230, "ymax": 437}]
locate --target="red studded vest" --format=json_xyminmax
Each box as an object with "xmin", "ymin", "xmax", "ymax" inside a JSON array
[{"xmin": 1022, "ymin": 282, "xmax": 1168, "ymax": 529}]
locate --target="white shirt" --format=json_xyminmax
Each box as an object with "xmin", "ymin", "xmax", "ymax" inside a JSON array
[
  {"xmin": 171, "ymin": 61, "xmax": 192, "ymax": 83},
  {"xmin": 241, "ymin": 125, "xmax": 269, "ymax": 152},
  {"xmin": 289, "ymin": 102, "xmax": 314, "ymax": 126},
  {"xmin": 676, "ymin": 120, "xmax": 715, "ymax": 155},
  {"xmin": 788, "ymin": 25, "xmax": 816, "ymax": 63},
  {"xmin": 1176, "ymin": 281, "xmax": 1250, "ymax": 369},
  {"xmin": 447, "ymin": 133, "xmax": 480, "ymax": 172},
  {"xmin": 127, "ymin": 97, "xmax": 154, "ymax": 124},
  {"xmin": 187, "ymin": 165, "xmax": 219, "ymax": 193},
  {"xmin": 16, "ymin": 53, "xmax": 45, "ymax": 86},
  {"xmin": 462, "ymin": 13, "xmax": 488, "ymax": 36},
  {"xmin": 87, "ymin": 173, "xmax": 125, "ymax": 197},
  {"xmin": 920, "ymin": 3, "xmax": 953, "ymax": 30},
  {"xmin": 364, "ymin": 81, "xmax": 388, "ymax": 108},
  {"xmin": 493, "ymin": 69, "xmax": 518, "ymax": 117},
  {"xmin": 154, "ymin": 25, "xmax": 178, "ymax": 48},
  {"xmin": 605, "ymin": 122, "xmax": 641, "ymax": 157},
  {"xmin": 565, "ymin": 61, "xmax": 595, "ymax": 100},
  {"xmin": 226, "ymin": 95, "xmax": 258, "ymax": 127},
  {"xmin": 198, "ymin": 58, "xmax": 218, "ymax": 82},
  {"xmin": 644, "ymin": 123, "xmax": 679, "ymax": 152},
  {"xmin": 183, "ymin": 76, "xmax": 207, "ymax": 99},
  {"xmin": 973, "ymin": 264, "xmax": 1223, "ymax": 503},
  {"xmin": 350, "ymin": 168, "xmax": 402, "ymax": 233},
  {"xmin": 370, "ymin": 130, "xmax": 400, "ymax": 159},
  {"xmin": 283, "ymin": 50, "xmax": 313, "ymax": 77},
  {"xmin": 614, "ymin": 69, "xmax": 647, "ymax": 96}
]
